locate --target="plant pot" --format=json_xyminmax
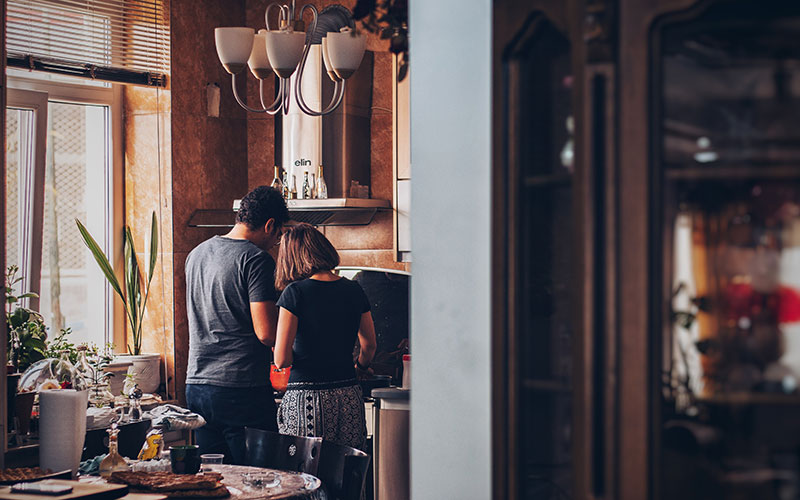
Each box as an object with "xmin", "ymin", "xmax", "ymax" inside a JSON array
[
  {"xmin": 7, "ymin": 373, "xmax": 20, "ymax": 430},
  {"xmin": 115, "ymin": 354, "xmax": 161, "ymax": 394},
  {"xmin": 14, "ymin": 391, "xmax": 35, "ymax": 435},
  {"xmin": 104, "ymin": 360, "xmax": 133, "ymax": 396}
]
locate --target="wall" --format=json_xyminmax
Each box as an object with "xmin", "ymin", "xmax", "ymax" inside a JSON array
[
  {"xmin": 123, "ymin": 85, "xmax": 175, "ymax": 397},
  {"xmin": 166, "ymin": 0, "xmax": 408, "ymax": 402},
  {"xmin": 170, "ymin": 0, "xmax": 250, "ymax": 403},
  {"xmin": 410, "ymin": 0, "xmax": 493, "ymax": 498},
  {"xmin": 245, "ymin": 0, "xmax": 407, "ymax": 272}
]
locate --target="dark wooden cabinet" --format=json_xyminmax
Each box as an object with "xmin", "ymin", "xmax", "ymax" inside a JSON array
[{"xmin": 494, "ymin": 1, "xmax": 800, "ymax": 499}]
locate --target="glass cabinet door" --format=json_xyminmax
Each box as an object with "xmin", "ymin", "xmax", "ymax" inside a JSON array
[
  {"xmin": 503, "ymin": 15, "xmax": 575, "ymax": 500},
  {"xmin": 653, "ymin": 4, "xmax": 800, "ymax": 499}
]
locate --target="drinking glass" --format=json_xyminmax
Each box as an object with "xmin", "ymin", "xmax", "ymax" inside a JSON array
[{"xmin": 200, "ymin": 453, "xmax": 224, "ymax": 473}]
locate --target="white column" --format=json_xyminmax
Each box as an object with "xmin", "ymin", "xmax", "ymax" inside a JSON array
[{"xmin": 409, "ymin": 0, "xmax": 492, "ymax": 498}]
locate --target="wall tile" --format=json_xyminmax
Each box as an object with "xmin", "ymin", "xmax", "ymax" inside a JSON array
[
  {"xmin": 324, "ymin": 211, "xmax": 393, "ymax": 250},
  {"xmin": 338, "ymin": 249, "xmax": 407, "ymax": 271}
]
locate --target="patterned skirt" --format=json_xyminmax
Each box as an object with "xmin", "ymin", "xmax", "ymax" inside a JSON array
[{"xmin": 277, "ymin": 379, "xmax": 366, "ymax": 450}]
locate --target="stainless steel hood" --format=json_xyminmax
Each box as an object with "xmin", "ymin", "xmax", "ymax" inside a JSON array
[{"xmin": 188, "ymin": 197, "xmax": 390, "ymax": 228}]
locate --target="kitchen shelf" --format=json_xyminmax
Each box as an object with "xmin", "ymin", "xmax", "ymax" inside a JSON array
[
  {"xmin": 522, "ymin": 378, "xmax": 572, "ymax": 393},
  {"xmin": 664, "ymin": 165, "xmax": 800, "ymax": 180},
  {"xmin": 524, "ymin": 173, "xmax": 573, "ymax": 188},
  {"xmin": 188, "ymin": 198, "xmax": 392, "ymax": 228}
]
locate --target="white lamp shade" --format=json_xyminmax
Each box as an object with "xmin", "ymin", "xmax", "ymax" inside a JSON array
[
  {"xmin": 326, "ymin": 31, "xmax": 366, "ymax": 79},
  {"xmin": 215, "ymin": 27, "xmax": 255, "ymax": 74},
  {"xmin": 321, "ymin": 37, "xmax": 340, "ymax": 81},
  {"xmin": 264, "ymin": 30, "xmax": 306, "ymax": 78},
  {"xmin": 248, "ymin": 29, "xmax": 272, "ymax": 79}
]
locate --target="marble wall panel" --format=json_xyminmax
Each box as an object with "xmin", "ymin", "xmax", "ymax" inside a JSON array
[
  {"xmin": 123, "ymin": 85, "xmax": 176, "ymax": 397},
  {"xmin": 242, "ymin": 0, "xmax": 402, "ymax": 267},
  {"xmin": 338, "ymin": 249, "xmax": 409, "ymax": 272},
  {"xmin": 171, "ymin": 0, "xmax": 250, "ymax": 401}
]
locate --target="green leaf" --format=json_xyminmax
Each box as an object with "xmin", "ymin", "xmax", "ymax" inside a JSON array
[
  {"xmin": 28, "ymin": 338, "xmax": 47, "ymax": 352},
  {"xmin": 18, "ymin": 292, "xmax": 39, "ymax": 300},
  {"xmin": 124, "ymin": 227, "xmax": 142, "ymax": 354},
  {"xmin": 148, "ymin": 212, "xmax": 158, "ymax": 283},
  {"xmin": 76, "ymin": 219, "xmax": 125, "ymax": 301}
]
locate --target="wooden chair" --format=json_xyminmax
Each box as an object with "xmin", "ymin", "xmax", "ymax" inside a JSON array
[
  {"xmin": 244, "ymin": 428, "xmax": 322, "ymax": 475},
  {"xmin": 317, "ymin": 440, "xmax": 371, "ymax": 500}
]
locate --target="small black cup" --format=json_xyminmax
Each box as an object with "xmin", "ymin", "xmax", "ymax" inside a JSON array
[{"xmin": 170, "ymin": 445, "xmax": 201, "ymax": 474}]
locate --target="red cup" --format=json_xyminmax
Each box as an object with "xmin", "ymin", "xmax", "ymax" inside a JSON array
[{"xmin": 270, "ymin": 364, "xmax": 290, "ymax": 392}]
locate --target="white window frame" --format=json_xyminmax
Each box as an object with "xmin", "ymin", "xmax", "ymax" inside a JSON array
[
  {"xmin": 7, "ymin": 75, "xmax": 124, "ymax": 347},
  {"xmin": 6, "ymin": 88, "xmax": 48, "ymax": 310}
]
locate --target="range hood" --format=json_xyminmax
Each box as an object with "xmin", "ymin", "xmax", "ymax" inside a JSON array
[{"xmin": 188, "ymin": 197, "xmax": 390, "ymax": 228}]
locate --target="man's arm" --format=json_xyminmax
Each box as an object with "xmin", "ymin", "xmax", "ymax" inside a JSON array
[{"xmin": 250, "ymin": 301, "xmax": 278, "ymax": 346}]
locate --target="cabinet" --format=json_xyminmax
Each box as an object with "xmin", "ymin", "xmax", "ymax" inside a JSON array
[
  {"xmin": 495, "ymin": 1, "xmax": 800, "ymax": 499},
  {"xmin": 494, "ymin": 1, "xmax": 599, "ymax": 499}
]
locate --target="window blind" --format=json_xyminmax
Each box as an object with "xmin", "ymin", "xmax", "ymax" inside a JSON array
[{"xmin": 7, "ymin": 0, "xmax": 170, "ymax": 87}]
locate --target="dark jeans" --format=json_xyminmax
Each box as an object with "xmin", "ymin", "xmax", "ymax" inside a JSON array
[{"xmin": 185, "ymin": 384, "xmax": 277, "ymax": 465}]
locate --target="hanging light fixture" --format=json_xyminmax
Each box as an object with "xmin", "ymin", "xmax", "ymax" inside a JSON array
[{"xmin": 214, "ymin": 2, "xmax": 366, "ymax": 116}]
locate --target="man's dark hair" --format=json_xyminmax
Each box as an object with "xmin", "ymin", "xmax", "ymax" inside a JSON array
[{"xmin": 236, "ymin": 186, "xmax": 289, "ymax": 229}]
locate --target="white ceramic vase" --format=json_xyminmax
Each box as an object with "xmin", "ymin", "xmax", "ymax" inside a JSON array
[
  {"xmin": 115, "ymin": 353, "xmax": 161, "ymax": 394},
  {"xmin": 103, "ymin": 360, "xmax": 133, "ymax": 396}
]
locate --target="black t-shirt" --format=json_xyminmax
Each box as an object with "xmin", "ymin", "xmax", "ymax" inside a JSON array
[{"xmin": 277, "ymin": 277, "xmax": 371, "ymax": 383}]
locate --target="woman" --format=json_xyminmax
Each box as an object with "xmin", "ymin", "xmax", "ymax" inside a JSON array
[{"xmin": 273, "ymin": 223, "xmax": 377, "ymax": 449}]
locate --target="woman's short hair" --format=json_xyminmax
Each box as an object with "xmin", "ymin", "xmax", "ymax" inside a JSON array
[{"xmin": 275, "ymin": 223, "xmax": 340, "ymax": 290}]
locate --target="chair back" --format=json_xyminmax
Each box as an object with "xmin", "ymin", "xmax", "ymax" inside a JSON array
[
  {"xmin": 244, "ymin": 428, "xmax": 322, "ymax": 475},
  {"xmin": 317, "ymin": 440, "xmax": 371, "ymax": 500}
]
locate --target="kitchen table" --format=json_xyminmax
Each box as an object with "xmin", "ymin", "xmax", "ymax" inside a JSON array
[{"xmin": 80, "ymin": 465, "xmax": 322, "ymax": 500}]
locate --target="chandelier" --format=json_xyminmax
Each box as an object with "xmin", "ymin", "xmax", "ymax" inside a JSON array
[{"xmin": 214, "ymin": 2, "xmax": 366, "ymax": 116}]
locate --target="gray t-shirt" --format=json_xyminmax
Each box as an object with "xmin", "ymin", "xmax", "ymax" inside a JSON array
[{"xmin": 185, "ymin": 236, "xmax": 278, "ymax": 387}]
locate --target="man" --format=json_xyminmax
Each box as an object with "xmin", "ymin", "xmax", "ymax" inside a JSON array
[{"xmin": 185, "ymin": 185, "xmax": 289, "ymax": 464}]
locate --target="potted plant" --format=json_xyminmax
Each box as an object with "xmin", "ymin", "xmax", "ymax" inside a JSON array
[
  {"xmin": 5, "ymin": 265, "xmax": 48, "ymax": 436},
  {"xmin": 76, "ymin": 212, "xmax": 162, "ymax": 393},
  {"xmin": 5, "ymin": 266, "xmax": 48, "ymax": 373}
]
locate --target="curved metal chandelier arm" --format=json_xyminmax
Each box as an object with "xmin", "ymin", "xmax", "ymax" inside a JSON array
[
  {"xmin": 283, "ymin": 76, "xmax": 291, "ymax": 115},
  {"xmin": 305, "ymin": 79, "xmax": 346, "ymax": 116},
  {"xmin": 232, "ymin": 73, "xmax": 269, "ymax": 113},
  {"xmin": 293, "ymin": 4, "xmax": 339, "ymax": 116},
  {"xmin": 265, "ymin": 2, "xmax": 288, "ymax": 31},
  {"xmin": 259, "ymin": 78, "xmax": 284, "ymax": 115}
]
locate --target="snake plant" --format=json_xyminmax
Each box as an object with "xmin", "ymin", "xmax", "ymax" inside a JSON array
[{"xmin": 75, "ymin": 212, "xmax": 158, "ymax": 355}]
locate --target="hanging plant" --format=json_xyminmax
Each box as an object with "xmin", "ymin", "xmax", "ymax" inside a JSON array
[{"xmin": 353, "ymin": 0, "xmax": 408, "ymax": 81}]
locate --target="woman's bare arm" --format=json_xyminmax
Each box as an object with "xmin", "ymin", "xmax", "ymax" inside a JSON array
[
  {"xmin": 274, "ymin": 307, "xmax": 298, "ymax": 368},
  {"xmin": 356, "ymin": 312, "xmax": 378, "ymax": 368}
]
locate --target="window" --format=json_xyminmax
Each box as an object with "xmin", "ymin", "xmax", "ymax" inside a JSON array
[
  {"xmin": 7, "ymin": 0, "xmax": 169, "ymax": 87},
  {"xmin": 6, "ymin": 77, "xmax": 122, "ymax": 347}
]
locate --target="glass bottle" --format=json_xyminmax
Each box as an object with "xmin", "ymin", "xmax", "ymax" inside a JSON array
[
  {"xmin": 270, "ymin": 165, "xmax": 285, "ymax": 194},
  {"xmin": 99, "ymin": 422, "xmax": 129, "ymax": 477},
  {"xmin": 302, "ymin": 171, "xmax": 311, "ymax": 200},
  {"xmin": 54, "ymin": 350, "xmax": 86, "ymax": 391},
  {"xmin": 281, "ymin": 171, "xmax": 289, "ymax": 199},
  {"xmin": 316, "ymin": 165, "xmax": 328, "ymax": 199},
  {"xmin": 289, "ymin": 175, "xmax": 298, "ymax": 200},
  {"xmin": 310, "ymin": 173, "xmax": 316, "ymax": 199},
  {"xmin": 75, "ymin": 345, "xmax": 94, "ymax": 388}
]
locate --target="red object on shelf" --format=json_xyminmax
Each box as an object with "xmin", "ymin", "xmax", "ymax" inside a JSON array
[
  {"xmin": 779, "ymin": 285, "xmax": 800, "ymax": 324},
  {"xmin": 270, "ymin": 364, "xmax": 290, "ymax": 392}
]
